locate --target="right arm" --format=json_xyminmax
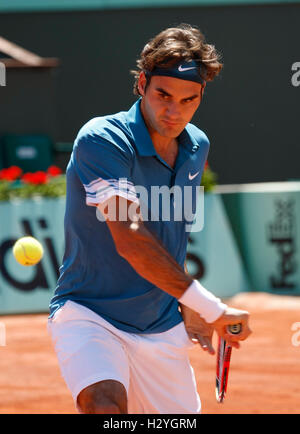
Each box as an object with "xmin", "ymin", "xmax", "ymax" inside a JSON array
[
  {"xmin": 98, "ymin": 196, "xmax": 251, "ymax": 346},
  {"xmin": 101, "ymin": 197, "xmax": 193, "ymax": 299}
]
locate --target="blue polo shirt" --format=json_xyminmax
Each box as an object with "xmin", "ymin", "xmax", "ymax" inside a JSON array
[{"xmin": 49, "ymin": 98, "xmax": 210, "ymax": 333}]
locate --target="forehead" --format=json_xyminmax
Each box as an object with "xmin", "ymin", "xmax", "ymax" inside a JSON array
[{"xmin": 149, "ymin": 75, "xmax": 202, "ymax": 98}]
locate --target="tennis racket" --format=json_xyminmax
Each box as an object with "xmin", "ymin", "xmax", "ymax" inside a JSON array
[{"xmin": 215, "ymin": 323, "xmax": 241, "ymax": 403}]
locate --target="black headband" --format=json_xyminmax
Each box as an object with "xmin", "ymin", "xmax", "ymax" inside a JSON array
[{"xmin": 146, "ymin": 59, "xmax": 205, "ymax": 84}]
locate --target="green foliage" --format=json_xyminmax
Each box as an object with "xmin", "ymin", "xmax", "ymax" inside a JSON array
[
  {"xmin": 201, "ymin": 166, "xmax": 218, "ymax": 192},
  {"xmin": 0, "ymin": 175, "xmax": 66, "ymax": 202},
  {"xmin": 0, "ymin": 162, "xmax": 218, "ymax": 202}
]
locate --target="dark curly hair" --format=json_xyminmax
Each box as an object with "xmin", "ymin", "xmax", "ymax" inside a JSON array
[{"xmin": 130, "ymin": 23, "xmax": 223, "ymax": 96}]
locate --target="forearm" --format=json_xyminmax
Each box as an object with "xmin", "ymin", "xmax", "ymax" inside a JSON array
[
  {"xmin": 117, "ymin": 224, "xmax": 226, "ymax": 323},
  {"xmin": 118, "ymin": 224, "xmax": 192, "ymax": 299},
  {"xmin": 179, "ymin": 261, "xmax": 190, "ymax": 310},
  {"xmin": 104, "ymin": 196, "xmax": 226, "ymax": 322}
]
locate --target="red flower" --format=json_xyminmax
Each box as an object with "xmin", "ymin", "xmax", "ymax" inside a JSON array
[
  {"xmin": 204, "ymin": 161, "xmax": 209, "ymax": 170},
  {"xmin": 21, "ymin": 171, "xmax": 48, "ymax": 185},
  {"xmin": 0, "ymin": 166, "xmax": 23, "ymax": 181},
  {"xmin": 0, "ymin": 169, "xmax": 11, "ymax": 181},
  {"xmin": 47, "ymin": 165, "xmax": 62, "ymax": 177},
  {"xmin": 31, "ymin": 171, "xmax": 48, "ymax": 185},
  {"xmin": 21, "ymin": 173, "xmax": 34, "ymax": 184}
]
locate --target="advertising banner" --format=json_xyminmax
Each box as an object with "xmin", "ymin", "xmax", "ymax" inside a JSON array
[
  {"xmin": 186, "ymin": 192, "xmax": 251, "ymax": 299},
  {"xmin": 0, "ymin": 197, "xmax": 65, "ymax": 314},
  {"xmin": 219, "ymin": 182, "xmax": 300, "ymax": 295}
]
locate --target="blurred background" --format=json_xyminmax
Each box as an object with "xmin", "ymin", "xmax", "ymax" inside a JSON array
[
  {"xmin": 0, "ymin": 0, "xmax": 300, "ymax": 415},
  {"xmin": 1, "ymin": 0, "xmax": 300, "ymax": 305},
  {"xmin": 0, "ymin": 0, "xmax": 299, "ymax": 183},
  {"xmin": 1, "ymin": 0, "xmax": 300, "ymax": 304}
]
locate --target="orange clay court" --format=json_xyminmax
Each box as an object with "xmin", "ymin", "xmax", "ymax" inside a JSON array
[{"xmin": 0, "ymin": 292, "xmax": 299, "ymax": 414}]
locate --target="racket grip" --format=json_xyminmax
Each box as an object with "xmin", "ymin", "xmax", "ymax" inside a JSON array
[{"xmin": 227, "ymin": 323, "xmax": 242, "ymax": 335}]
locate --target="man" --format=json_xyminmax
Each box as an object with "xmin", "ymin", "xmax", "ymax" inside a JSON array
[{"xmin": 48, "ymin": 23, "xmax": 251, "ymax": 414}]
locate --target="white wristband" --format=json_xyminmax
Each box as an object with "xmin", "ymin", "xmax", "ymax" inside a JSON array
[{"xmin": 178, "ymin": 280, "xmax": 227, "ymax": 323}]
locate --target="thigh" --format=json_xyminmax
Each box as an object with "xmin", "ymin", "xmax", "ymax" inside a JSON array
[
  {"xmin": 127, "ymin": 322, "xmax": 201, "ymax": 414},
  {"xmin": 48, "ymin": 301, "xmax": 130, "ymax": 408}
]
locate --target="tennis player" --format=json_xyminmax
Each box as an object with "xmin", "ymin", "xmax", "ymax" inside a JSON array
[{"xmin": 48, "ymin": 23, "xmax": 251, "ymax": 414}]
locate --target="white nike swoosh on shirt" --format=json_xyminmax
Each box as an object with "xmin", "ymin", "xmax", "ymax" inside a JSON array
[
  {"xmin": 178, "ymin": 65, "xmax": 197, "ymax": 72},
  {"xmin": 188, "ymin": 171, "xmax": 200, "ymax": 180}
]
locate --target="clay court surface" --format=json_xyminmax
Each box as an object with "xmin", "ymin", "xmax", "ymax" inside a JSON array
[{"xmin": 0, "ymin": 293, "xmax": 299, "ymax": 414}]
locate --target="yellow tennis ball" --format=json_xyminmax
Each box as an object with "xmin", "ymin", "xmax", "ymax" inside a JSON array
[{"xmin": 13, "ymin": 236, "xmax": 44, "ymax": 266}]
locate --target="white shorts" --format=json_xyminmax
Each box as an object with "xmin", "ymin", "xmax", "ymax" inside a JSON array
[{"xmin": 47, "ymin": 300, "xmax": 201, "ymax": 414}]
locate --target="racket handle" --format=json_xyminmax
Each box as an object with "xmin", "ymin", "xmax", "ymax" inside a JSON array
[{"xmin": 227, "ymin": 323, "xmax": 242, "ymax": 335}]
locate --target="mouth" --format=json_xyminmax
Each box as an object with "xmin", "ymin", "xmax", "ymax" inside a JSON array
[{"xmin": 161, "ymin": 119, "xmax": 181, "ymax": 127}]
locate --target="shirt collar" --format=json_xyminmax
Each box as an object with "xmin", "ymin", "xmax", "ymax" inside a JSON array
[
  {"xmin": 126, "ymin": 98, "xmax": 201, "ymax": 157},
  {"xmin": 126, "ymin": 98, "xmax": 156, "ymax": 156}
]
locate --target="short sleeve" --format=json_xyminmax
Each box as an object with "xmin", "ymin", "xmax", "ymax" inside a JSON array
[{"xmin": 73, "ymin": 127, "xmax": 139, "ymax": 207}]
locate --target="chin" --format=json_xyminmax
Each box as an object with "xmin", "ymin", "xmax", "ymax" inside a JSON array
[{"xmin": 158, "ymin": 124, "xmax": 184, "ymax": 138}]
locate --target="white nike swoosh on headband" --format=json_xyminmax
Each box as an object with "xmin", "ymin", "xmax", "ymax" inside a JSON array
[
  {"xmin": 178, "ymin": 65, "xmax": 197, "ymax": 72},
  {"xmin": 188, "ymin": 171, "xmax": 200, "ymax": 180}
]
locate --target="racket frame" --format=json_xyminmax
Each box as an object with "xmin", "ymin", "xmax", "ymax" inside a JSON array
[{"xmin": 215, "ymin": 336, "xmax": 232, "ymax": 403}]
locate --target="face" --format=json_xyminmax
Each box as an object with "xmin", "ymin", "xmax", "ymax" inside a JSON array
[{"xmin": 138, "ymin": 72, "xmax": 205, "ymax": 140}]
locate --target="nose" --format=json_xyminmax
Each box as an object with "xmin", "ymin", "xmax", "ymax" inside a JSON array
[{"xmin": 166, "ymin": 102, "xmax": 181, "ymax": 119}]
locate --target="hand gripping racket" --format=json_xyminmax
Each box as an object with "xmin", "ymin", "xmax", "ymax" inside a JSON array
[{"xmin": 215, "ymin": 323, "xmax": 242, "ymax": 403}]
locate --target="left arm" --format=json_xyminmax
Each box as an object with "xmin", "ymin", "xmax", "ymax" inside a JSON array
[{"xmin": 180, "ymin": 261, "xmax": 215, "ymax": 355}]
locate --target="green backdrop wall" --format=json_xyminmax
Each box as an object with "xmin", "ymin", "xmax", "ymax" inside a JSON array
[
  {"xmin": 0, "ymin": 3, "xmax": 300, "ymax": 184},
  {"xmin": 1, "ymin": 0, "xmax": 300, "ymax": 13}
]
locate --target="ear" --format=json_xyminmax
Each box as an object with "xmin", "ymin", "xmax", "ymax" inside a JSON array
[
  {"xmin": 200, "ymin": 82, "xmax": 206, "ymax": 99},
  {"xmin": 138, "ymin": 71, "xmax": 147, "ymax": 96}
]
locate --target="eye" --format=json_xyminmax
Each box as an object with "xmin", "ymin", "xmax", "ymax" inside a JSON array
[
  {"xmin": 159, "ymin": 93, "xmax": 169, "ymax": 100},
  {"xmin": 183, "ymin": 98, "xmax": 194, "ymax": 104}
]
